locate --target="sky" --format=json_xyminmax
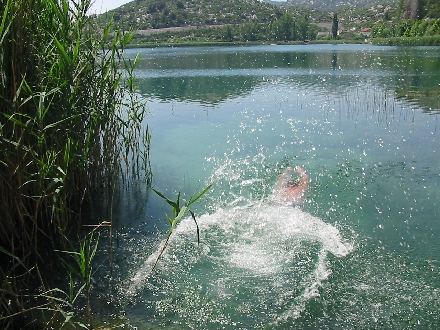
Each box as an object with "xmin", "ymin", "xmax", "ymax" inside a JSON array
[{"xmin": 88, "ymin": 0, "xmax": 131, "ymax": 14}]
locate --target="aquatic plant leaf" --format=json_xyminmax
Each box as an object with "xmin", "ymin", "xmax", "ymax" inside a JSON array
[
  {"xmin": 52, "ymin": 34, "xmax": 72, "ymax": 67},
  {"xmin": 0, "ymin": 0, "xmax": 11, "ymax": 43},
  {"xmin": 2, "ymin": 113, "xmax": 32, "ymax": 128},
  {"xmin": 0, "ymin": 246, "xmax": 29, "ymax": 272},
  {"xmin": 152, "ymin": 187, "xmax": 179, "ymax": 210},
  {"xmin": 102, "ymin": 20, "xmax": 112, "ymax": 42},
  {"xmin": 46, "ymin": 178, "xmax": 63, "ymax": 191},
  {"xmin": 189, "ymin": 209, "xmax": 200, "ymax": 245},
  {"xmin": 38, "ymin": 288, "xmax": 72, "ymax": 307},
  {"xmin": 187, "ymin": 183, "xmax": 213, "ymax": 206},
  {"xmin": 150, "ymin": 183, "xmax": 212, "ymax": 272},
  {"xmin": 43, "ymin": 114, "xmax": 78, "ymax": 131},
  {"xmin": 166, "ymin": 214, "xmax": 173, "ymax": 225},
  {"xmin": 172, "ymin": 205, "xmax": 187, "ymax": 228}
]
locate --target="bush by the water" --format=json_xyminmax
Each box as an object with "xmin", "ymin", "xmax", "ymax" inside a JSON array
[
  {"xmin": 372, "ymin": 19, "xmax": 440, "ymax": 38},
  {"xmin": 372, "ymin": 35, "xmax": 440, "ymax": 46}
]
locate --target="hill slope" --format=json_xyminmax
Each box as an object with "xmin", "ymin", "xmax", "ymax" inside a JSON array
[
  {"xmin": 264, "ymin": 0, "xmax": 399, "ymax": 9},
  {"xmin": 96, "ymin": 0, "xmax": 282, "ymax": 30}
]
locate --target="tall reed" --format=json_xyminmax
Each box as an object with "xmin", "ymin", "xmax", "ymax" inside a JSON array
[{"xmin": 0, "ymin": 0, "xmax": 149, "ymax": 326}]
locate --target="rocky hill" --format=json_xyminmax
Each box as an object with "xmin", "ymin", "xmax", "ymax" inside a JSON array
[
  {"xmin": 95, "ymin": 0, "xmax": 282, "ymax": 30},
  {"xmin": 265, "ymin": 0, "xmax": 398, "ymax": 10},
  {"xmin": 93, "ymin": 0, "xmax": 440, "ymax": 41},
  {"xmin": 95, "ymin": 0, "xmax": 402, "ymax": 32}
]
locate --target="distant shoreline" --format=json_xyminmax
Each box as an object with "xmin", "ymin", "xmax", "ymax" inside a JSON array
[
  {"xmin": 126, "ymin": 39, "xmax": 366, "ymax": 49},
  {"xmin": 126, "ymin": 38, "xmax": 440, "ymax": 48},
  {"xmin": 128, "ymin": 25, "xmax": 440, "ymax": 48}
]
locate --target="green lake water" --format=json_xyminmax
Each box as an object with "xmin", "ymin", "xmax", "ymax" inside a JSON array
[{"xmin": 96, "ymin": 44, "xmax": 440, "ymax": 329}]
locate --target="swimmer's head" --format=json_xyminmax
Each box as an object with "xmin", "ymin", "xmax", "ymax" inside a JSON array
[{"xmin": 286, "ymin": 180, "xmax": 299, "ymax": 187}]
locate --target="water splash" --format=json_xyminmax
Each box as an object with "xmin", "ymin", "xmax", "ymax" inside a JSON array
[{"xmin": 125, "ymin": 199, "xmax": 353, "ymax": 328}]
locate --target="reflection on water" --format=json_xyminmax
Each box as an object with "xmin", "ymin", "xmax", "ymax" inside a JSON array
[
  {"xmin": 396, "ymin": 88, "xmax": 440, "ymax": 115},
  {"xmin": 130, "ymin": 44, "xmax": 440, "ymax": 112},
  {"xmin": 138, "ymin": 75, "xmax": 262, "ymax": 104},
  {"xmin": 95, "ymin": 45, "xmax": 440, "ymax": 329}
]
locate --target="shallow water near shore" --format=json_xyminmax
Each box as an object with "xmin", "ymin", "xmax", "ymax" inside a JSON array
[{"xmin": 93, "ymin": 44, "xmax": 440, "ymax": 329}]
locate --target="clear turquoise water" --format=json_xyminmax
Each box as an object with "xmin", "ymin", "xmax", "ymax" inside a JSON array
[{"xmin": 100, "ymin": 45, "xmax": 440, "ymax": 329}]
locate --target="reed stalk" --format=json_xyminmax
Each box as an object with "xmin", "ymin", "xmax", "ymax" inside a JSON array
[
  {"xmin": 0, "ymin": 0, "xmax": 150, "ymax": 327},
  {"xmin": 151, "ymin": 184, "xmax": 213, "ymax": 272}
]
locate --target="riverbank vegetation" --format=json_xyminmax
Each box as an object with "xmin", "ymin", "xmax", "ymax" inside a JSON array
[
  {"xmin": 0, "ymin": 0, "xmax": 150, "ymax": 327},
  {"xmin": 371, "ymin": 0, "xmax": 440, "ymax": 45},
  {"xmin": 372, "ymin": 19, "xmax": 440, "ymax": 44},
  {"xmin": 96, "ymin": 0, "xmax": 440, "ymax": 46},
  {"xmin": 372, "ymin": 35, "xmax": 440, "ymax": 45}
]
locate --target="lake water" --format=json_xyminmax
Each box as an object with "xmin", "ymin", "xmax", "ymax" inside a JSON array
[{"xmin": 98, "ymin": 44, "xmax": 440, "ymax": 329}]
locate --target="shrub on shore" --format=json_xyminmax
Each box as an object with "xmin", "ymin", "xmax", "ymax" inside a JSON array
[{"xmin": 372, "ymin": 35, "xmax": 440, "ymax": 46}]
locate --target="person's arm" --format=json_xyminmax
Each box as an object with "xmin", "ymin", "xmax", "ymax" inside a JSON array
[{"xmin": 296, "ymin": 167, "xmax": 309, "ymax": 188}]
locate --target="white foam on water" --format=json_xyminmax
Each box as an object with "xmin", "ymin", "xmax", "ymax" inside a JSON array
[
  {"xmin": 125, "ymin": 200, "xmax": 353, "ymax": 326},
  {"xmin": 124, "ymin": 149, "xmax": 354, "ymax": 326}
]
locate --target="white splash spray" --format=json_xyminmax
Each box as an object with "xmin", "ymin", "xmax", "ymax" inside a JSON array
[{"xmin": 125, "ymin": 201, "xmax": 353, "ymax": 327}]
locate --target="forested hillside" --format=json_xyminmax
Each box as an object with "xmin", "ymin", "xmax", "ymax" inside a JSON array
[
  {"xmin": 93, "ymin": 0, "xmax": 440, "ymax": 45},
  {"xmin": 272, "ymin": 0, "xmax": 398, "ymax": 10},
  {"xmin": 95, "ymin": 0, "xmax": 440, "ymax": 31},
  {"xmin": 95, "ymin": 0, "xmax": 281, "ymax": 30}
]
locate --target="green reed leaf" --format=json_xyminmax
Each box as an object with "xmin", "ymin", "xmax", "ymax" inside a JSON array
[
  {"xmin": 188, "ymin": 183, "xmax": 213, "ymax": 206},
  {"xmin": 189, "ymin": 210, "xmax": 200, "ymax": 245},
  {"xmin": 0, "ymin": 246, "xmax": 29, "ymax": 272},
  {"xmin": 0, "ymin": 0, "xmax": 11, "ymax": 43},
  {"xmin": 152, "ymin": 187, "xmax": 179, "ymax": 210},
  {"xmin": 52, "ymin": 35, "xmax": 72, "ymax": 67},
  {"xmin": 172, "ymin": 205, "xmax": 187, "ymax": 229}
]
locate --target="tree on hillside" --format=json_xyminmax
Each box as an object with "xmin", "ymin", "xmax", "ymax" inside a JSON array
[
  {"xmin": 332, "ymin": 13, "xmax": 338, "ymax": 39},
  {"xmin": 297, "ymin": 16, "xmax": 309, "ymax": 41},
  {"xmin": 223, "ymin": 25, "xmax": 234, "ymax": 41},
  {"xmin": 240, "ymin": 22, "xmax": 261, "ymax": 41},
  {"xmin": 271, "ymin": 13, "xmax": 317, "ymax": 42},
  {"xmin": 421, "ymin": 0, "xmax": 440, "ymax": 18},
  {"xmin": 272, "ymin": 13, "xmax": 295, "ymax": 41}
]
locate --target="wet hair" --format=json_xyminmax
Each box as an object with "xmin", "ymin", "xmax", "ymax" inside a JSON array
[{"xmin": 286, "ymin": 180, "xmax": 299, "ymax": 187}]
